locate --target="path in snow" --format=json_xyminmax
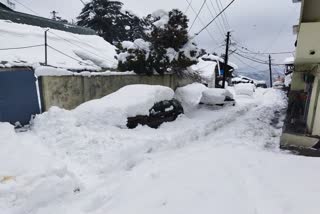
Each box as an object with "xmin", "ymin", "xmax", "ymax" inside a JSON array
[{"xmin": 2, "ymin": 88, "xmax": 320, "ymax": 214}]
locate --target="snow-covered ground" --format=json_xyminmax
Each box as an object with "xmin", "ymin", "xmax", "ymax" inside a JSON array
[{"xmin": 1, "ymin": 86, "xmax": 320, "ymax": 214}]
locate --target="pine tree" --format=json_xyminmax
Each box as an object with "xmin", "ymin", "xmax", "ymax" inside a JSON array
[
  {"xmin": 118, "ymin": 9, "xmax": 200, "ymax": 75},
  {"xmin": 77, "ymin": 0, "xmax": 145, "ymax": 44}
]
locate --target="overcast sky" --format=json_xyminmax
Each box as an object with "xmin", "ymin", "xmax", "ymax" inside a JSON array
[{"xmin": 15, "ymin": 0, "xmax": 301, "ymax": 74}]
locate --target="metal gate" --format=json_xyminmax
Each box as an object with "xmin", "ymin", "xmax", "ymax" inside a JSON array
[{"xmin": 0, "ymin": 69, "xmax": 40, "ymax": 125}]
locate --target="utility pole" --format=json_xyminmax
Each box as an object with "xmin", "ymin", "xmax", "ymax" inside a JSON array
[
  {"xmin": 51, "ymin": 11, "xmax": 58, "ymax": 20},
  {"xmin": 269, "ymin": 54, "xmax": 273, "ymax": 88},
  {"xmin": 44, "ymin": 29, "xmax": 49, "ymax": 66},
  {"xmin": 222, "ymin": 31, "xmax": 231, "ymax": 89}
]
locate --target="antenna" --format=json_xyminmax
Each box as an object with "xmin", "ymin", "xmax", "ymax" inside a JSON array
[{"xmin": 50, "ymin": 10, "xmax": 58, "ymax": 20}]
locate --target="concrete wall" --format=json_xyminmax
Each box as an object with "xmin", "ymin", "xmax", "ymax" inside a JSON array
[
  {"xmin": 39, "ymin": 74, "xmax": 195, "ymax": 111},
  {"xmin": 290, "ymin": 72, "xmax": 306, "ymax": 91}
]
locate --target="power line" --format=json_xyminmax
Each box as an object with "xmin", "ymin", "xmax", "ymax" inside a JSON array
[
  {"xmin": 47, "ymin": 45, "xmax": 94, "ymax": 66},
  {"xmin": 232, "ymin": 54, "xmax": 266, "ymax": 71},
  {"xmin": 234, "ymin": 52, "xmax": 286, "ymax": 66},
  {"xmin": 48, "ymin": 31, "xmax": 115, "ymax": 63},
  {"xmin": 184, "ymin": 0, "xmax": 193, "ymax": 13},
  {"xmin": 0, "ymin": 44, "xmax": 44, "ymax": 51},
  {"xmin": 235, "ymin": 44, "xmax": 294, "ymax": 55},
  {"xmin": 208, "ymin": 0, "xmax": 227, "ymax": 33},
  {"xmin": 255, "ymin": 7, "xmax": 297, "ymax": 59},
  {"xmin": 194, "ymin": 0, "xmax": 236, "ymax": 38},
  {"xmin": 79, "ymin": 0, "xmax": 86, "ymax": 5},
  {"xmin": 216, "ymin": 0, "xmax": 231, "ymax": 30},
  {"xmin": 184, "ymin": 0, "xmax": 220, "ymax": 46},
  {"xmin": 189, "ymin": 0, "xmax": 207, "ymax": 32},
  {"xmin": 12, "ymin": 0, "xmax": 40, "ymax": 15},
  {"xmin": 205, "ymin": 1, "xmax": 226, "ymax": 40}
]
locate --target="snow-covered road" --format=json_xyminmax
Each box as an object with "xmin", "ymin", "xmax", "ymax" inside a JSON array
[{"xmin": 1, "ymin": 88, "xmax": 320, "ymax": 214}]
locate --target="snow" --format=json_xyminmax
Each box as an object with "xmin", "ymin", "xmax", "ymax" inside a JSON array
[
  {"xmin": 35, "ymin": 66, "xmax": 135, "ymax": 77},
  {"xmin": 121, "ymin": 39, "xmax": 150, "ymax": 51},
  {"xmin": 0, "ymin": 20, "xmax": 118, "ymax": 70},
  {"xmin": 235, "ymin": 83, "xmax": 255, "ymax": 96},
  {"xmin": 174, "ymin": 83, "xmax": 207, "ymax": 112},
  {"xmin": 2, "ymin": 84, "xmax": 320, "ymax": 214},
  {"xmin": 190, "ymin": 58, "xmax": 217, "ymax": 84},
  {"xmin": 34, "ymin": 85, "xmax": 174, "ymax": 129},
  {"xmin": 152, "ymin": 10, "xmax": 169, "ymax": 28},
  {"xmin": 284, "ymin": 56, "xmax": 295, "ymax": 65},
  {"xmin": 202, "ymin": 54, "xmax": 238, "ymax": 70},
  {"xmin": 284, "ymin": 73, "xmax": 293, "ymax": 87},
  {"xmin": 200, "ymin": 88, "xmax": 234, "ymax": 105}
]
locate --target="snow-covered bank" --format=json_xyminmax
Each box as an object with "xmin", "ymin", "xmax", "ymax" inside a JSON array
[{"xmin": 1, "ymin": 87, "xmax": 320, "ymax": 214}]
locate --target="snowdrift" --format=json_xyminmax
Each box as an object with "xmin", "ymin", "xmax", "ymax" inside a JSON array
[
  {"xmin": 200, "ymin": 88, "xmax": 234, "ymax": 105},
  {"xmin": 174, "ymin": 83, "xmax": 207, "ymax": 111},
  {"xmin": 235, "ymin": 83, "xmax": 255, "ymax": 96},
  {"xmin": 34, "ymin": 85, "xmax": 175, "ymax": 129}
]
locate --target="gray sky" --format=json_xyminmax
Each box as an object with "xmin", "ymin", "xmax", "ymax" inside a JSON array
[{"xmin": 14, "ymin": 0, "xmax": 301, "ymax": 74}]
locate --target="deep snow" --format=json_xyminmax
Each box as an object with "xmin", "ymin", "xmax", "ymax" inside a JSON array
[{"xmin": 1, "ymin": 86, "xmax": 320, "ymax": 214}]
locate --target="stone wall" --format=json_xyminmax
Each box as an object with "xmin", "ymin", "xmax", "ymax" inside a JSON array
[{"xmin": 39, "ymin": 73, "xmax": 195, "ymax": 111}]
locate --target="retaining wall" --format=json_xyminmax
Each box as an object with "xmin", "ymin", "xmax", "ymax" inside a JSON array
[{"xmin": 39, "ymin": 73, "xmax": 195, "ymax": 111}]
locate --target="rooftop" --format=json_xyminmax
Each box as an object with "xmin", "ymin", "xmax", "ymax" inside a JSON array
[{"xmin": 0, "ymin": 20, "xmax": 118, "ymax": 71}]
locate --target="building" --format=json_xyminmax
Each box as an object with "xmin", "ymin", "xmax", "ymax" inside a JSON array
[
  {"xmin": 196, "ymin": 54, "xmax": 238, "ymax": 88},
  {"xmin": 281, "ymin": 0, "xmax": 320, "ymax": 151},
  {"xmin": 0, "ymin": 6, "xmax": 117, "ymax": 126}
]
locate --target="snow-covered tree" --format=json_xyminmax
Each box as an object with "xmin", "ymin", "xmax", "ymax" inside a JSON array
[
  {"xmin": 77, "ymin": 0, "xmax": 145, "ymax": 44},
  {"xmin": 118, "ymin": 9, "xmax": 200, "ymax": 75}
]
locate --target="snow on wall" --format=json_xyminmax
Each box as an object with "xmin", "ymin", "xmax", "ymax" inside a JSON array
[{"xmin": 0, "ymin": 20, "xmax": 118, "ymax": 70}]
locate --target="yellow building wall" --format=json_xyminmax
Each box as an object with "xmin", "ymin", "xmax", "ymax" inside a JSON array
[
  {"xmin": 307, "ymin": 77, "xmax": 319, "ymax": 133},
  {"xmin": 290, "ymin": 72, "xmax": 306, "ymax": 91},
  {"xmin": 312, "ymin": 95, "xmax": 320, "ymax": 136},
  {"xmin": 311, "ymin": 71, "xmax": 320, "ymax": 136}
]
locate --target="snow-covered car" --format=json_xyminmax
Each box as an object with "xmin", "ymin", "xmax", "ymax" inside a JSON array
[
  {"xmin": 72, "ymin": 84, "xmax": 184, "ymax": 129},
  {"xmin": 256, "ymin": 81, "xmax": 268, "ymax": 88},
  {"xmin": 127, "ymin": 99, "xmax": 184, "ymax": 128},
  {"xmin": 234, "ymin": 83, "xmax": 255, "ymax": 96},
  {"xmin": 200, "ymin": 88, "xmax": 236, "ymax": 106}
]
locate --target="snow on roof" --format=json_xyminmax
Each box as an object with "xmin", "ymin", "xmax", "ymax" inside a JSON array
[
  {"xmin": 283, "ymin": 56, "xmax": 295, "ymax": 65},
  {"xmin": 0, "ymin": 20, "xmax": 118, "ymax": 71},
  {"xmin": 34, "ymin": 66, "xmax": 135, "ymax": 77},
  {"xmin": 191, "ymin": 58, "xmax": 217, "ymax": 82},
  {"xmin": 201, "ymin": 54, "xmax": 238, "ymax": 70}
]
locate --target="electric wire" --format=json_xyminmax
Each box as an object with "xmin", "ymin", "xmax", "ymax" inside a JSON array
[
  {"xmin": 194, "ymin": 0, "xmax": 236, "ymax": 38},
  {"xmin": 48, "ymin": 31, "xmax": 116, "ymax": 63},
  {"xmin": 216, "ymin": 0, "xmax": 231, "ymax": 30},
  {"xmin": 205, "ymin": 1, "xmax": 226, "ymax": 40},
  {"xmin": 0, "ymin": 44, "xmax": 44, "ymax": 51},
  {"xmin": 185, "ymin": 0, "xmax": 220, "ymax": 46},
  {"xmin": 189, "ymin": 0, "xmax": 207, "ymax": 32},
  {"xmin": 208, "ymin": 0, "xmax": 227, "ymax": 33},
  {"xmin": 11, "ymin": 0, "xmax": 40, "ymax": 15},
  {"xmin": 47, "ymin": 45, "xmax": 94, "ymax": 66}
]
